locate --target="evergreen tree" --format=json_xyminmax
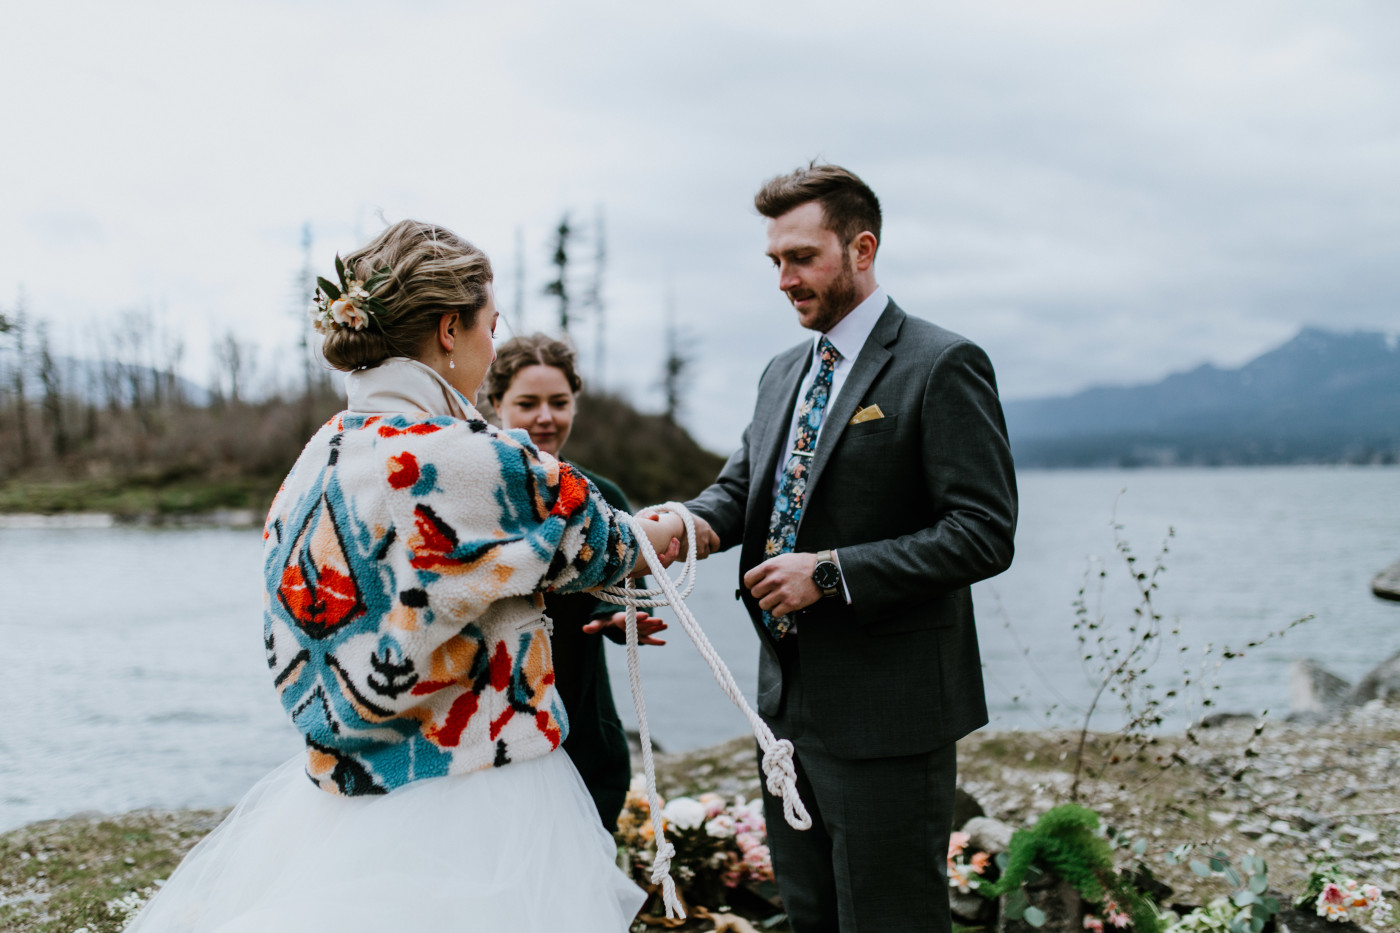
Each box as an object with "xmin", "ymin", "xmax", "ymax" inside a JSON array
[{"xmin": 543, "ymin": 214, "xmax": 573, "ymax": 334}]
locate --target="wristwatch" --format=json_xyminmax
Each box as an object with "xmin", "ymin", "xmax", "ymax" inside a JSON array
[{"xmin": 811, "ymin": 550, "xmax": 842, "ymax": 599}]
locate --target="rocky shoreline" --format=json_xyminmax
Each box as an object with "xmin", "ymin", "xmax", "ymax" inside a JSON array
[
  {"xmin": 4, "ymin": 703, "xmax": 1398, "ymax": 933},
  {"xmin": 1374, "ymin": 558, "xmax": 1400, "ymax": 603}
]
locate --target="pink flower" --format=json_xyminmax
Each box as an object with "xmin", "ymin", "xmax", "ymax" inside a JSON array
[
  {"xmin": 948, "ymin": 831, "xmax": 970, "ymax": 858},
  {"xmin": 1320, "ymin": 883, "xmax": 1345, "ymax": 905},
  {"xmin": 698, "ymin": 793, "xmax": 725, "ymax": 819},
  {"xmin": 329, "ymin": 298, "xmax": 369, "ymax": 331},
  {"xmin": 705, "ymin": 814, "xmax": 736, "ymax": 839},
  {"xmin": 739, "ymin": 844, "xmax": 774, "ymax": 881},
  {"xmin": 1083, "ymin": 915, "xmax": 1104, "ymax": 933},
  {"xmin": 970, "ymin": 851, "xmax": 990, "ymax": 874}
]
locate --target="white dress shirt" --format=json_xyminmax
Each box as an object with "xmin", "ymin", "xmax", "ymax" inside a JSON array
[
  {"xmin": 769, "ymin": 285, "xmax": 887, "ymax": 604},
  {"xmin": 770, "ymin": 284, "xmax": 888, "ymax": 498}
]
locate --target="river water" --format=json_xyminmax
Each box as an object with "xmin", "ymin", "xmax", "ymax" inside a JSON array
[{"xmin": 2, "ymin": 466, "xmax": 1397, "ymax": 831}]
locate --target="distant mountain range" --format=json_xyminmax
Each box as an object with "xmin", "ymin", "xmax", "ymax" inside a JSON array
[{"xmin": 1002, "ymin": 328, "xmax": 1400, "ymax": 467}]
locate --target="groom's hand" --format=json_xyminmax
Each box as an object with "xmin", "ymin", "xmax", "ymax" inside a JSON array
[
  {"xmin": 682, "ymin": 513, "xmax": 721, "ymax": 560},
  {"xmin": 743, "ymin": 552, "xmax": 820, "ymax": 619}
]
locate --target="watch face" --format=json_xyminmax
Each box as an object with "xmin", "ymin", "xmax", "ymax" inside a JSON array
[{"xmin": 813, "ymin": 560, "xmax": 841, "ymax": 590}]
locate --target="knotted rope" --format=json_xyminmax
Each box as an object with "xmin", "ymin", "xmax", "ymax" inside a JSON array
[{"xmin": 598, "ymin": 502, "xmax": 812, "ymax": 921}]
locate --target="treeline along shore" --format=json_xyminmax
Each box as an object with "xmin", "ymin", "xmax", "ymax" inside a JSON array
[{"xmin": 0, "ymin": 315, "xmax": 725, "ymax": 518}]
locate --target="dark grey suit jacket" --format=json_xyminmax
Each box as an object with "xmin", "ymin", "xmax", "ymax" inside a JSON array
[{"xmin": 687, "ymin": 299, "xmax": 1017, "ymax": 759}]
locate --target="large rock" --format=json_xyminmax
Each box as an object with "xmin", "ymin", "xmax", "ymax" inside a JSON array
[
  {"xmin": 1289, "ymin": 660, "xmax": 1351, "ymax": 715},
  {"xmin": 950, "ymin": 888, "xmax": 996, "ymax": 925},
  {"xmin": 964, "ymin": 815, "xmax": 1016, "ymax": 855},
  {"xmin": 999, "ymin": 877, "xmax": 1082, "ymax": 933},
  {"xmin": 1374, "ymin": 558, "xmax": 1400, "ymax": 602},
  {"xmin": 1347, "ymin": 650, "xmax": 1400, "ymax": 706},
  {"xmin": 954, "ymin": 786, "xmax": 986, "ymax": 829},
  {"xmin": 1276, "ymin": 906, "xmax": 1365, "ymax": 932}
]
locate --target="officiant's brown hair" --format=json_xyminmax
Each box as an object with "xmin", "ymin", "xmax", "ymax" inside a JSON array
[
  {"xmin": 754, "ymin": 162, "xmax": 882, "ymax": 251},
  {"xmin": 322, "ymin": 220, "xmax": 493, "ymax": 372},
  {"xmin": 484, "ymin": 334, "xmax": 584, "ymax": 406}
]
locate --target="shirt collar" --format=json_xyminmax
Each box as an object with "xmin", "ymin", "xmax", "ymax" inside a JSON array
[{"xmin": 819, "ymin": 285, "xmax": 887, "ymax": 362}]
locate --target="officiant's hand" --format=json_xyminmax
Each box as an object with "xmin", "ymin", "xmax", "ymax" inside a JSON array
[
  {"xmin": 582, "ymin": 610, "xmax": 669, "ymax": 646},
  {"xmin": 743, "ymin": 552, "xmax": 820, "ymax": 619}
]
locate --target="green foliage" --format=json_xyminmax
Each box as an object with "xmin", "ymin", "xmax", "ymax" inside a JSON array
[
  {"xmin": 1163, "ymin": 846, "xmax": 1279, "ymax": 933},
  {"xmin": 979, "ymin": 805, "xmax": 1162, "ymax": 933}
]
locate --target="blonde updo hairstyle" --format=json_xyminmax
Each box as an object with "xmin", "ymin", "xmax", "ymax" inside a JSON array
[
  {"xmin": 321, "ymin": 219, "xmax": 493, "ymax": 372},
  {"xmin": 484, "ymin": 333, "xmax": 584, "ymax": 407}
]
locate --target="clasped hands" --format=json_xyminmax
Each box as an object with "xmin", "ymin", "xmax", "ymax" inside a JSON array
[{"xmin": 587, "ymin": 509, "xmax": 821, "ymax": 643}]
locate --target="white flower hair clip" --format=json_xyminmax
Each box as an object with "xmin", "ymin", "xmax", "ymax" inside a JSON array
[{"xmin": 308, "ymin": 255, "xmax": 390, "ymax": 335}]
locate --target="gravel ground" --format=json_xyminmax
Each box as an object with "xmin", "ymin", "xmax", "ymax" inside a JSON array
[{"xmin": 4, "ymin": 705, "xmax": 1397, "ymax": 932}]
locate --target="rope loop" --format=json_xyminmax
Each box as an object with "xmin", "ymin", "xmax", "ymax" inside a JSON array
[
  {"xmin": 599, "ymin": 503, "xmax": 812, "ymax": 920},
  {"xmin": 761, "ymin": 738, "xmax": 812, "ymax": 831}
]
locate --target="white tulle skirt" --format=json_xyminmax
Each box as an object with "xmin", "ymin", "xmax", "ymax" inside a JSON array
[{"xmin": 127, "ymin": 750, "xmax": 646, "ymax": 933}]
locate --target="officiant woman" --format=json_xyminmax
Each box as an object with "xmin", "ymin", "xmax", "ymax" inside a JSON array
[{"xmin": 485, "ymin": 333, "xmax": 666, "ymax": 831}]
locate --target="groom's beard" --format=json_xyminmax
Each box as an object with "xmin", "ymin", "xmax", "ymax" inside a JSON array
[{"xmin": 789, "ymin": 250, "xmax": 857, "ymax": 333}]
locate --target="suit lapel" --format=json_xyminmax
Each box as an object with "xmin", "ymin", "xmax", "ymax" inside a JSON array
[
  {"xmin": 803, "ymin": 300, "xmax": 903, "ymax": 504},
  {"xmin": 746, "ymin": 347, "xmax": 812, "ymax": 542}
]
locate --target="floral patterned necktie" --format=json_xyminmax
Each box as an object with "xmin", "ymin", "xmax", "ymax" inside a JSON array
[{"xmin": 762, "ymin": 336, "xmax": 841, "ymax": 638}]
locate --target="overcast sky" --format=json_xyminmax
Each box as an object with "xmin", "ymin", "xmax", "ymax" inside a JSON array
[{"xmin": 3, "ymin": 0, "xmax": 1397, "ymax": 451}]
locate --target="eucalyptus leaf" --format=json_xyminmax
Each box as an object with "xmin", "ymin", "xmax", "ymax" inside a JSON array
[
  {"xmin": 1023, "ymin": 906, "xmax": 1046, "ymax": 927},
  {"xmin": 1249, "ymin": 874, "xmax": 1268, "ymax": 894},
  {"xmin": 1250, "ymin": 914, "xmax": 1265, "ymax": 933},
  {"xmin": 995, "ymin": 852, "xmax": 1010, "ymax": 872},
  {"xmin": 1233, "ymin": 890, "xmax": 1255, "ymax": 907},
  {"xmin": 1261, "ymin": 896, "xmax": 1280, "ymax": 914},
  {"xmin": 1190, "ymin": 860, "xmax": 1211, "ymax": 877},
  {"xmin": 317, "ymin": 277, "xmax": 342, "ymax": 301},
  {"xmin": 1224, "ymin": 866, "xmax": 1243, "ymax": 889},
  {"xmin": 335, "ymin": 254, "xmax": 347, "ymax": 286},
  {"xmin": 1209, "ymin": 855, "xmax": 1227, "ymax": 872},
  {"xmin": 1132, "ymin": 838, "xmax": 1147, "ymax": 855}
]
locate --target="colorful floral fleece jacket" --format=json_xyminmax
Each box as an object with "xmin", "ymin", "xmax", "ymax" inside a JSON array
[{"xmin": 262, "ymin": 399, "xmax": 638, "ymax": 797}]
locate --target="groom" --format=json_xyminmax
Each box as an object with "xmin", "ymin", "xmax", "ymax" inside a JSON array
[{"xmin": 684, "ymin": 163, "xmax": 1017, "ymax": 933}]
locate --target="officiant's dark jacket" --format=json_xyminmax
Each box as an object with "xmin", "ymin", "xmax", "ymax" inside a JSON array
[{"xmin": 688, "ymin": 299, "xmax": 1017, "ymax": 758}]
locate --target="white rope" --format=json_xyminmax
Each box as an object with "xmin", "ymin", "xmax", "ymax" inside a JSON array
[{"xmin": 599, "ymin": 503, "xmax": 813, "ymax": 921}]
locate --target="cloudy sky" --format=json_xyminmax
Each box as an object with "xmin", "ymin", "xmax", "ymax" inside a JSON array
[{"xmin": 3, "ymin": 0, "xmax": 1397, "ymax": 451}]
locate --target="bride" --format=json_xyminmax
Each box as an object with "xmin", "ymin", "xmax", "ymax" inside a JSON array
[{"xmin": 127, "ymin": 219, "xmax": 684, "ymax": 932}]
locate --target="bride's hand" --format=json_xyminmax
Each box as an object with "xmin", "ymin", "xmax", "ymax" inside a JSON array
[
  {"xmin": 630, "ymin": 512, "xmax": 684, "ymax": 577},
  {"xmin": 637, "ymin": 507, "xmax": 719, "ymax": 559}
]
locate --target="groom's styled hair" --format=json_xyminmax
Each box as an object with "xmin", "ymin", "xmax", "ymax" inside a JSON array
[{"xmin": 754, "ymin": 162, "xmax": 882, "ymax": 250}]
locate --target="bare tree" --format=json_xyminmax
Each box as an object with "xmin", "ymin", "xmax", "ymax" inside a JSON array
[
  {"xmin": 661, "ymin": 281, "xmax": 691, "ymax": 423},
  {"xmin": 584, "ymin": 207, "xmax": 607, "ymax": 388},
  {"xmin": 513, "ymin": 226, "xmax": 527, "ymax": 334},
  {"xmin": 3, "ymin": 291, "xmax": 32, "ymax": 465},
  {"xmin": 212, "ymin": 331, "xmax": 251, "ymax": 406},
  {"xmin": 35, "ymin": 321, "xmax": 68, "ymax": 457}
]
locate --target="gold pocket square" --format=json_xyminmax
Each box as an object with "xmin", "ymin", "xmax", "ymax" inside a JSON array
[{"xmin": 849, "ymin": 404, "xmax": 885, "ymax": 425}]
